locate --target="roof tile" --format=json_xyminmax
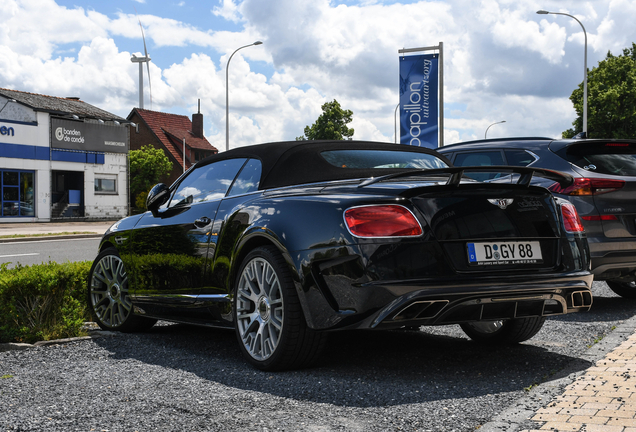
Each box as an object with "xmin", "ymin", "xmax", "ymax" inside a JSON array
[
  {"xmin": 129, "ymin": 108, "xmax": 217, "ymax": 168},
  {"xmin": 0, "ymin": 88, "xmax": 125, "ymax": 121}
]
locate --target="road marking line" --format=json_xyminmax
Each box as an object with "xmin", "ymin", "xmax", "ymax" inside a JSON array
[
  {"xmin": 0, "ymin": 253, "xmax": 40, "ymax": 258},
  {"xmin": 0, "ymin": 238, "xmax": 98, "ymax": 245}
]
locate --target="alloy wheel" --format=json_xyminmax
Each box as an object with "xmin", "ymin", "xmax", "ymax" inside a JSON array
[
  {"xmin": 89, "ymin": 254, "xmax": 132, "ymax": 328},
  {"xmin": 236, "ymin": 257, "xmax": 284, "ymax": 361}
]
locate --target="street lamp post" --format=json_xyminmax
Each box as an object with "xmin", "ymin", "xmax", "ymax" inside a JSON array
[
  {"xmin": 537, "ymin": 10, "xmax": 587, "ymax": 136},
  {"xmin": 485, "ymin": 120, "xmax": 506, "ymax": 139},
  {"xmin": 225, "ymin": 41, "xmax": 263, "ymax": 151}
]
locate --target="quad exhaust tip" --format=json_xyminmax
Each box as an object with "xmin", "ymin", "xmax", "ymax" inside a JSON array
[
  {"xmin": 382, "ymin": 290, "xmax": 592, "ymax": 327},
  {"xmin": 571, "ymin": 290, "xmax": 593, "ymax": 308}
]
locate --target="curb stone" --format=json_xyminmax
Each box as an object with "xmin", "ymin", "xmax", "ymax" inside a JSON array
[
  {"xmin": 0, "ymin": 343, "xmax": 33, "ymax": 352},
  {"xmin": 0, "ymin": 329, "xmax": 118, "ymax": 353},
  {"xmin": 477, "ymin": 314, "xmax": 636, "ymax": 432},
  {"xmin": 0, "ymin": 233, "xmax": 102, "ymax": 243}
]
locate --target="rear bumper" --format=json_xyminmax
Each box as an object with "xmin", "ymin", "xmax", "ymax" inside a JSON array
[
  {"xmin": 360, "ymin": 278, "xmax": 592, "ymax": 330},
  {"xmin": 298, "ymin": 270, "xmax": 593, "ymax": 330},
  {"xmin": 587, "ymin": 238, "xmax": 636, "ymax": 280}
]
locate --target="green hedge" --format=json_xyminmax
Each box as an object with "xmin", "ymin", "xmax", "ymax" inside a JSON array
[{"xmin": 0, "ymin": 261, "xmax": 92, "ymax": 344}]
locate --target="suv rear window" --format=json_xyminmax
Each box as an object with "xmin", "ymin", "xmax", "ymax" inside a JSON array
[
  {"xmin": 451, "ymin": 151, "xmax": 504, "ymax": 181},
  {"xmin": 556, "ymin": 142, "xmax": 636, "ymax": 176},
  {"xmin": 453, "ymin": 151, "xmax": 504, "ymax": 166},
  {"xmin": 505, "ymin": 149, "xmax": 537, "ymax": 166},
  {"xmin": 321, "ymin": 150, "xmax": 448, "ymax": 170}
]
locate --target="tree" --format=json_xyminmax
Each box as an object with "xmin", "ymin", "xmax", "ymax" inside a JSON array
[
  {"xmin": 563, "ymin": 42, "xmax": 636, "ymax": 139},
  {"xmin": 296, "ymin": 99, "xmax": 354, "ymax": 141},
  {"xmin": 129, "ymin": 145, "xmax": 173, "ymax": 209}
]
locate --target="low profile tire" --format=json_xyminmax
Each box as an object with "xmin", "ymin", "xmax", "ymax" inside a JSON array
[
  {"xmin": 88, "ymin": 247, "xmax": 157, "ymax": 332},
  {"xmin": 234, "ymin": 246, "xmax": 326, "ymax": 371},
  {"xmin": 460, "ymin": 317, "xmax": 546, "ymax": 344},
  {"xmin": 606, "ymin": 280, "xmax": 636, "ymax": 299}
]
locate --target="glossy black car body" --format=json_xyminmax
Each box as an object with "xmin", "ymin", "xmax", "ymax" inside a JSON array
[
  {"xmin": 88, "ymin": 141, "xmax": 593, "ymax": 370},
  {"xmin": 439, "ymin": 137, "xmax": 636, "ymax": 297}
]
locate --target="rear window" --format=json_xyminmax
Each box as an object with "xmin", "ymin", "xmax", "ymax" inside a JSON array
[
  {"xmin": 453, "ymin": 151, "xmax": 504, "ymax": 166},
  {"xmin": 557, "ymin": 142, "xmax": 636, "ymax": 176},
  {"xmin": 505, "ymin": 149, "xmax": 537, "ymax": 167},
  {"xmin": 321, "ymin": 149, "xmax": 448, "ymax": 170},
  {"xmin": 451, "ymin": 151, "xmax": 504, "ymax": 182}
]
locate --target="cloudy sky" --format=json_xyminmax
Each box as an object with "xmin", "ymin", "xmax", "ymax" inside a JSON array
[{"xmin": 1, "ymin": 0, "xmax": 634, "ymax": 151}]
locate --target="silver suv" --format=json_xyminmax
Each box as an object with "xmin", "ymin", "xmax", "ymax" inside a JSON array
[{"xmin": 439, "ymin": 137, "xmax": 636, "ymax": 297}]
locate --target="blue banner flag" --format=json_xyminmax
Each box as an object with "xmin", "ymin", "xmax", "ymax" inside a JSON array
[{"xmin": 399, "ymin": 54, "xmax": 438, "ymax": 148}]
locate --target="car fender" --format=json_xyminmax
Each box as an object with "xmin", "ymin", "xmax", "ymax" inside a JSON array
[{"xmin": 220, "ymin": 196, "xmax": 366, "ymax": 329}]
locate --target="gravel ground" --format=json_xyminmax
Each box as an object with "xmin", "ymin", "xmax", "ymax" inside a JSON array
[{"xmin": 1, "ymin": 281, "xmax": 635, "ymax": 432}]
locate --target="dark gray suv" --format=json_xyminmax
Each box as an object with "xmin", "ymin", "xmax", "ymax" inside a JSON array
[{"xmin": 439, "ymin": 137, "xmax": 636, "ymax": 297}]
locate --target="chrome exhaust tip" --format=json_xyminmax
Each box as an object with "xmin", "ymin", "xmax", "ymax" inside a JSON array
[{"xmin": 571, "ymin": 291, "xmax": 593, "ymax": 308}]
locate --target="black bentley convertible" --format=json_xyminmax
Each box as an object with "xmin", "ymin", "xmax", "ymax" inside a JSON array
[{"xmin": 88, "ymin": 141, "xmax": 593, "ymax": 370}]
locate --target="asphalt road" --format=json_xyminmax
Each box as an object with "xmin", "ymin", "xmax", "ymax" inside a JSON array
[
  {"xmin": 0, "ymin": 237, "xmax": 100, "ymax": 268},
  {"xmin": 1, "ymin": 280, "xmax": 634, "ymax": 431}
]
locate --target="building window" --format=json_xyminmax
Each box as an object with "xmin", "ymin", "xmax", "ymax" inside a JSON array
[
  {"xmin": 194, "ymin": 151, "xmax": 211, "ymax": 162},
  {"xmin": 1, "ymin": 170, "xmax": 35, "ymax": 217},
  {"xmin": 95, "ymin": 175, "xmax": 117, "ymax": 194}
]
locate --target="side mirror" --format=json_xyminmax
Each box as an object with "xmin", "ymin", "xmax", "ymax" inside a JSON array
[{"xmin": 146, "ymin": 183, "xmax": 170, "ymax": 216}]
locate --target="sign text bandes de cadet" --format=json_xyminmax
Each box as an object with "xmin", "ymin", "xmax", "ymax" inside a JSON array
[{"xmin": 399, "ymin": 53, "xmax": 439, "ymax": 148}]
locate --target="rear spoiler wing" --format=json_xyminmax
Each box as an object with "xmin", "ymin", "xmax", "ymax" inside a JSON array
[{"xmin": 358, "ymin": 166, "xmax": 573, "ymax": 188}]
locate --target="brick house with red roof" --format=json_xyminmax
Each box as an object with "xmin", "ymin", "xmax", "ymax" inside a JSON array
[{"xmin": 127, "ymin": 107, "xmax": 218, "ymax": 187}]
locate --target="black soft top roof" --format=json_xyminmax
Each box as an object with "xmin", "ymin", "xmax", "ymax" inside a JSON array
[{"xmin": 196, "ymin": 140, "xmax": 449, "ymax": 190}]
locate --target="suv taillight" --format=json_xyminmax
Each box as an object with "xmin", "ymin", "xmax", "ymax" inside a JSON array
[
  {"xmin": 548, "ymin": 178, "xmax": 625, "ymax": 196},
  {"xmin": 560, "ymin": 203, "xmax": 585, "ymax": 233},
  {"xmin": 344, "ymin": 205, "xmax": 423, "ymax": 237},
  {"xmin": 581, "ymin": 215, "xmax": 618, "ymax": 221}
]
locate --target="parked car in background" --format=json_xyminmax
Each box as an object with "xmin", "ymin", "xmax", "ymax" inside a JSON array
[
  {"xmin": 88, "ymin": 140, "xmax": 593, "ymax": 371},
  {"xmin": 439, "ymin": 137, "xmax": 636, "ymax": 298}
]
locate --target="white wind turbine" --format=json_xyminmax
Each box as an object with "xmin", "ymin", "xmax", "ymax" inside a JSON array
[{"xmin": 130, "ymin": 16, "xmax": 152, "ymax": 109}]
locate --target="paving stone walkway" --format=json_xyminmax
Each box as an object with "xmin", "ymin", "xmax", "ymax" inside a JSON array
[{"xmin": 522, "ymin": 332, "xmax": 636, "ymax": 432}]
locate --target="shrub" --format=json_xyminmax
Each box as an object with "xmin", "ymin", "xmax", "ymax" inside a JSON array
[
  {"xmin": 0, "ymin": 261, "xmax": 92, "ymax": 343},
  {"xmin": 135, "ymin": 190, "xmax": 149, "ymax": 211}
]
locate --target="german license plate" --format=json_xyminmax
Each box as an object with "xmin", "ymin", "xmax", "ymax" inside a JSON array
[{"xmin": 467, "ymin": 241, "xmax": 543, "ymax": 266}]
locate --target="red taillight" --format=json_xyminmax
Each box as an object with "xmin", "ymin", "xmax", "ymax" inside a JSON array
[
  {"xmin": 581, "ymin": 215, "xmax": 619, "ymax": 221},
  {"xmin": 561, "ymin": 203, "xmax": 585, "ymax": 233},
  {"xmin": 548, "ymin": 178, "xmax": 625, "ymax": 196},
  {"xmin": 344, "ymin": 205, "xmax": 423, "ymax": 237}
]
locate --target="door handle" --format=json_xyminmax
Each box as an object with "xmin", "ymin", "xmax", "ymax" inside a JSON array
[
  {"xmin": 114, "ymin": 236, "xmax": 128, "ymax": 245},
  {"xmin": 194, "ymin": 217, "xmax": 212, "ymax": 228}
]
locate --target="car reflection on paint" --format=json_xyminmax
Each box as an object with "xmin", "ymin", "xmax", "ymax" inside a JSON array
[
  {"xmin": 87, "ymin": 140, "xmax": 593, "ymax": 371},
  {"xmin": 2, "ymin": 201, "xmax": 34, "ymax": 217}
]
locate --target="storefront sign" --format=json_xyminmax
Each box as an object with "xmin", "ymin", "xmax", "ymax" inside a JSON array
[
  {"xmin": 51, "ymin": 118, "xmax": 128, "ymax": 153},
  {"xmin": 399, "ymin": 54, "xmax": 439, "ymax": 148},
  {"xmin": 0, "ymin": 125, "xmax": 15, "ymax": 136}
]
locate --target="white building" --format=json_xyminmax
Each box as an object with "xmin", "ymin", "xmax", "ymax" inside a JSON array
[{"xmin": 0, "ymin": 88, "xmax": 131, "ymax": 222}]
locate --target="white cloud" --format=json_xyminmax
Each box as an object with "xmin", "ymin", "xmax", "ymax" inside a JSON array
[
  {"xmin": 595, "ymin": 0, "xmax": 636, "ymax": 55},
  {"xmin": 1, "ymin": 0, "xmax": 634, "ymax": 152},
  {"xmin": 213, "ymin": 0, "xmax": 242, "ymax": 23},
  {"xmin": 0, "ymin": 0, "xmax": 108, "ymax": 59}
]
